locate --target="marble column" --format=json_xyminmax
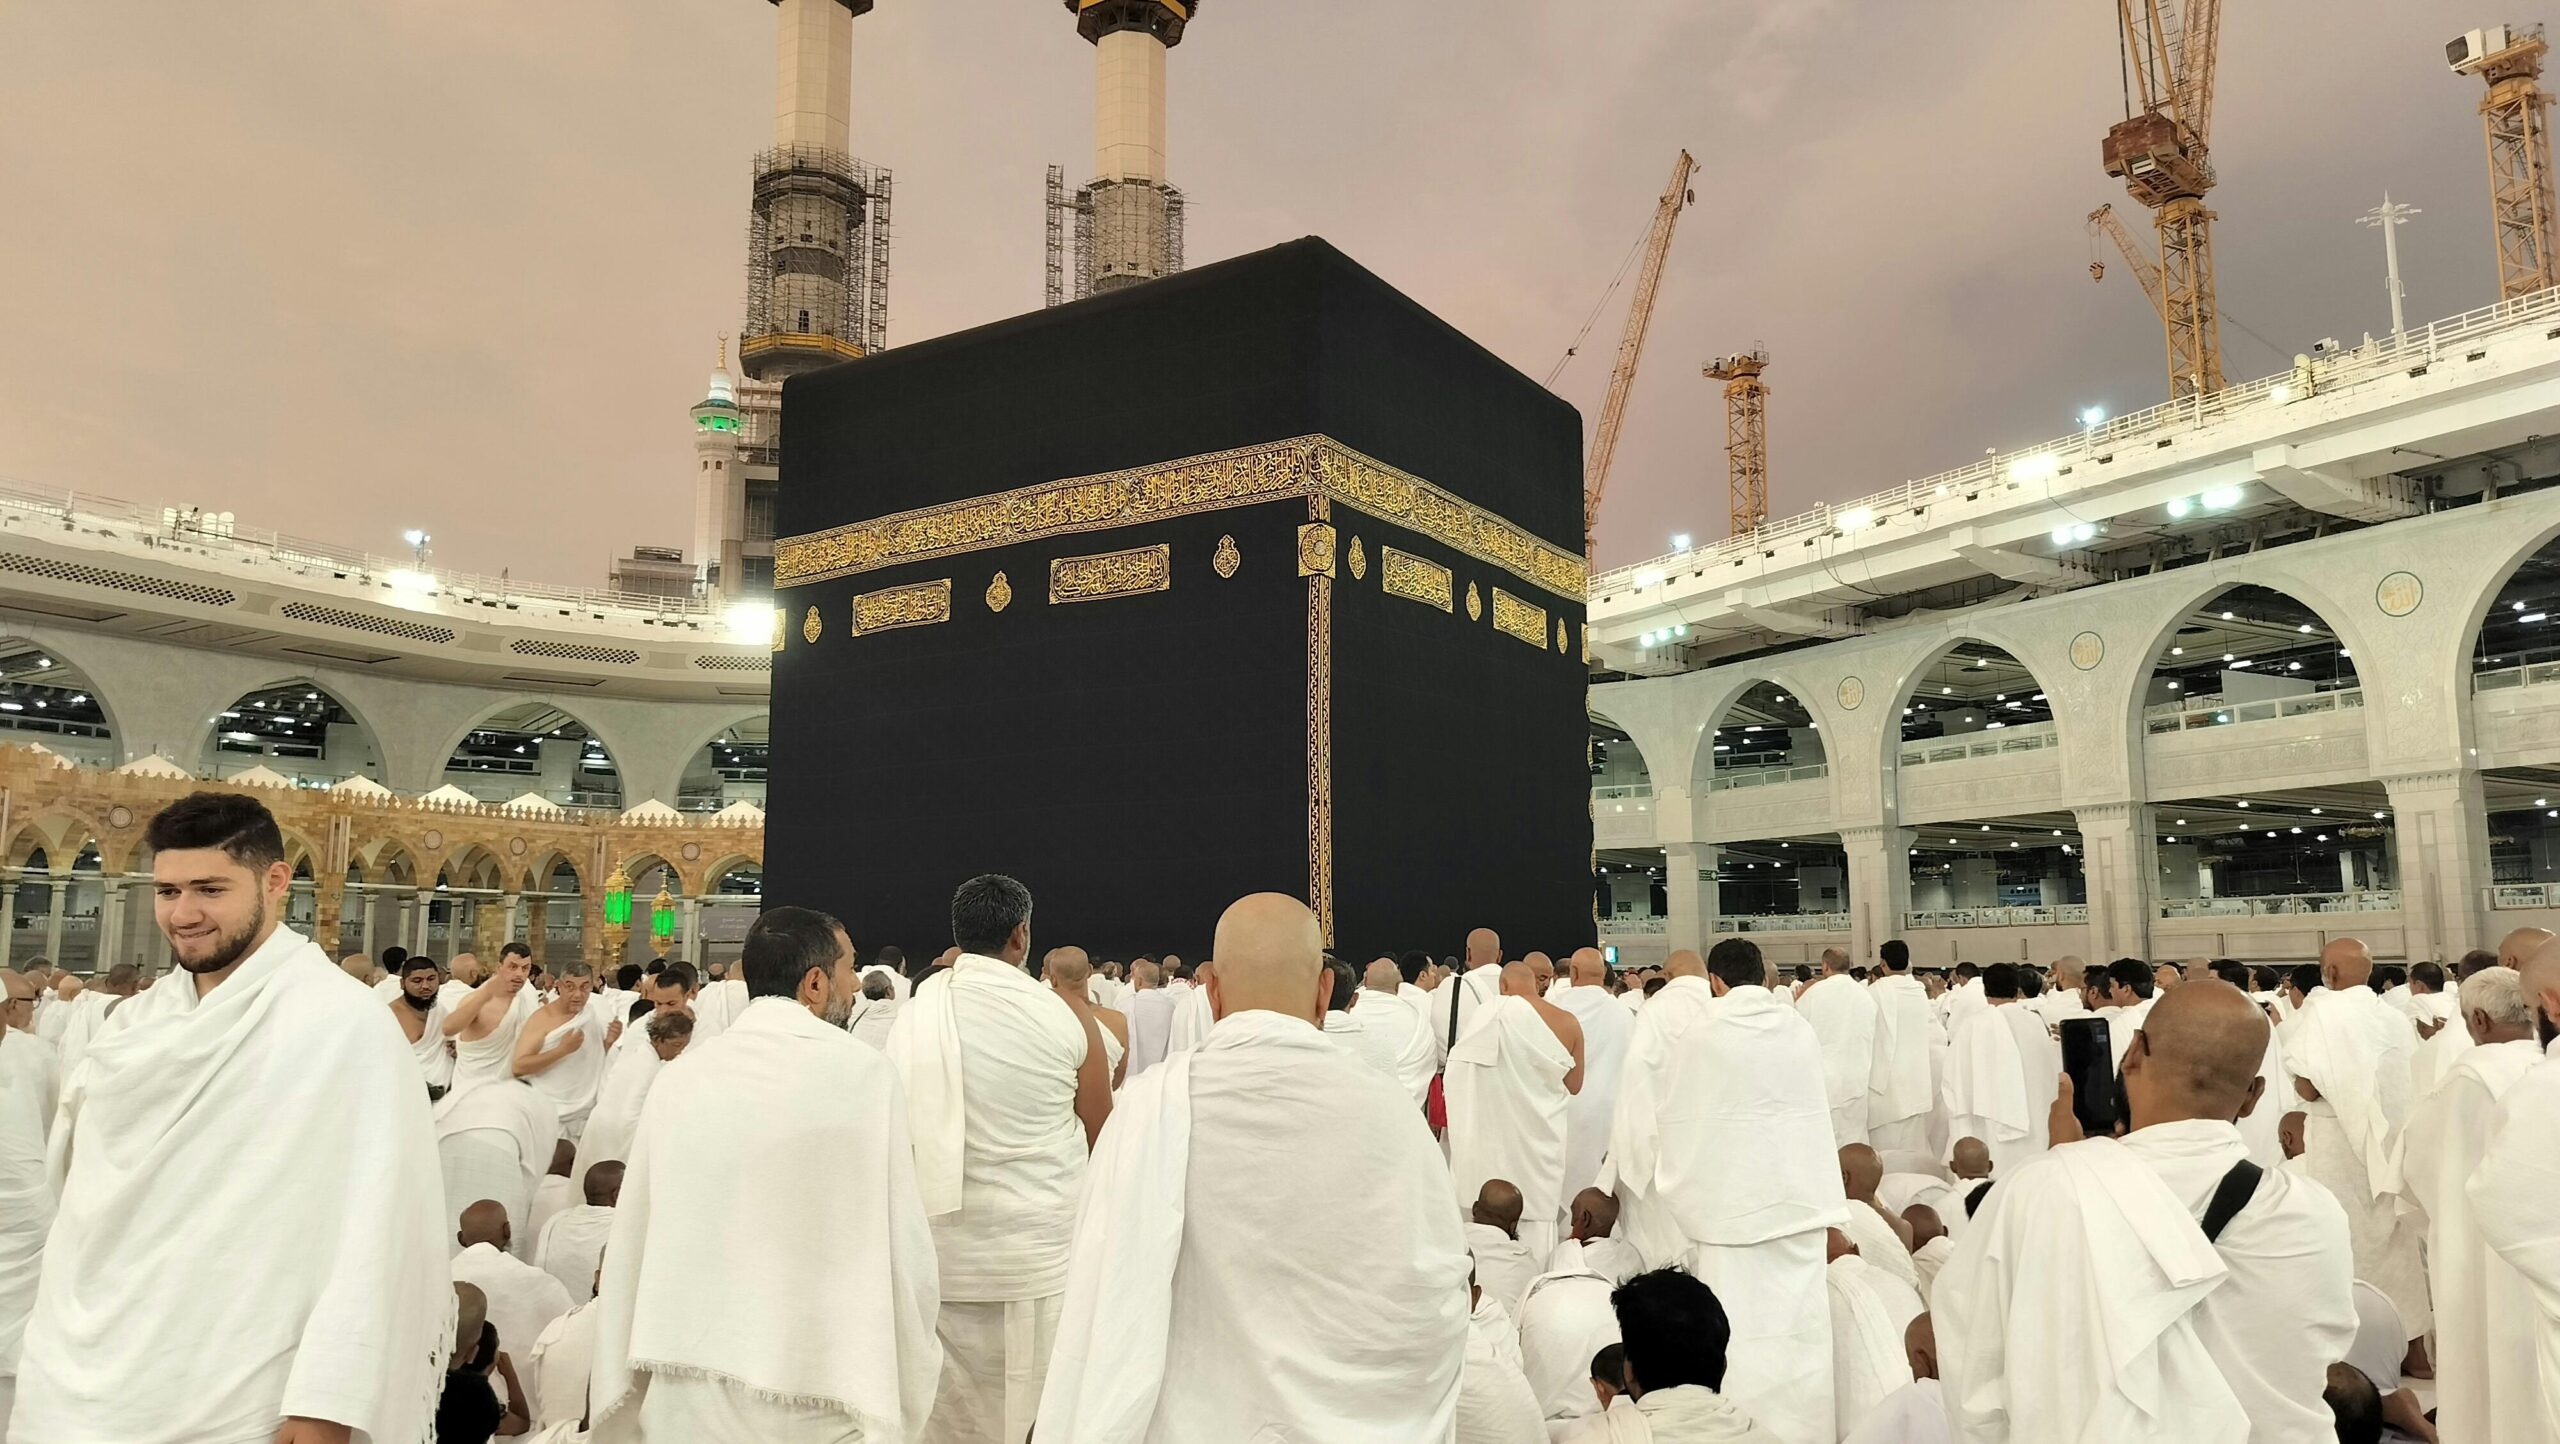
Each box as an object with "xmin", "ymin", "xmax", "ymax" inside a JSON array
[
  {"xmin": 1840, "ymin": 825, "xmax": 1916, "ymax": 965},
  {"xmin": 2383, "ymin": 770, "xmax": 2492, "ymax": 966},
  {"xmin": 2075, "ymin": 802, "xmax": 2159, "ymax": 962},
  {"xmin": 96, "ymin": 879, "xmax": 123, "ymax": 971},
  {"xmin": 526, "ymin": 897, "xmax": 551, "ymax": 967},
  {"xmin": 0, "ymin": 882, "xmax": 17, "ymax": 969},
  {"xmin": 1662, "ymin": 842, "xmax": 1715, "ymax": 954},
  {"xmin": 44, "ymin": 875, "xmax": 68, "ymax": 963}
]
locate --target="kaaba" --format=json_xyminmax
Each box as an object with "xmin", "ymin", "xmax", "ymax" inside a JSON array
[{"xmin": 765, "ymin": 238, "xmax": 1594, "ymax": 963}]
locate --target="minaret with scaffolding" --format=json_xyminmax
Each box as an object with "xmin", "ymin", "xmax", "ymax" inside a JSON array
[{"xmin": 1047, "ymin": 0, "xmax": 1196, "ymax": 304}]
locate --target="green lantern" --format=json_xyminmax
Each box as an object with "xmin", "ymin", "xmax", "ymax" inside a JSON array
[
  {"xmin": 650, "ymin": 886, "xmax": 676, "ymax": 943},
  {"xmin": 603, "ymin": 864, "xmax": 633, "ymax": 927}
]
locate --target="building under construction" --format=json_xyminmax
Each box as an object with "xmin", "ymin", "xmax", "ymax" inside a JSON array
[{"xmin": 1047, "ymin": 0, "xmax": 1199, "ymax": 304}]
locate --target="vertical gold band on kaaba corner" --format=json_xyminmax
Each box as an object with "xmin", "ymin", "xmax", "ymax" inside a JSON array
[{"xmin": 1307, "ymin": 496, "xmax": 1335, "ymax": 944}]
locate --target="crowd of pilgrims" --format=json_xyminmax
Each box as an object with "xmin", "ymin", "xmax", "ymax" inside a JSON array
[{"xmin": 0, "ymin": 791, "xmax": 2555, "ymax": 1443}]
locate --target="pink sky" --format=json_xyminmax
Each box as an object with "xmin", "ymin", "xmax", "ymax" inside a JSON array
[{"xmin": 0, "ymin": 1, "xmax": 2493, "ymax": 582}]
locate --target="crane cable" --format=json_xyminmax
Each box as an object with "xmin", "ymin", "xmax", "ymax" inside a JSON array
[{"xmin": 1544, "ymin": 223, "xmax": 1653, "ymax": 389}]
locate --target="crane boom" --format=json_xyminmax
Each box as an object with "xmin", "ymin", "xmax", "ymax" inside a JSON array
[
  {"xmin": 2089, "ymin": 204, "xmax": 2169, "ymax": 316},
  {"xmin": 1582, "ymin": 149, "xmax": 1695, "ymax": 562},
  {"xmin": 2102, "ymin": 0, "xmax": 2225, "ymax": 398}
]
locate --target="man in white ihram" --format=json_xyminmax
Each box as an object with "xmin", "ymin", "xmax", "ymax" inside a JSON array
[
  {"xmin": 514, "ymin": 958, "xmax": 620, "ymax": 1140},
  {"xmin": 1036, "ymin": 893, "xmax": 1469, "ymax": 1441},
  {"xmin": 589, "ymin": 905, "xmax": 940, "ymax": 1440},
  {"xmin": 1553, "ymin": 947, "xmax": 1636, "ymax": 1197},
  {"xmin": 1447, "ymin": 961, "xmax": 1583, "ymax": 1262},
  {"xmin": 10, "ymin": 791, "xmax": 447, "ymax": 1444},
  {"xmin": 1934, "ymin": 979, "xmax": 2354, "ymax": 1443},
  {"xmin": 1434, "ymin": 928, "xmax": 1509, "ymax": 1065},
  {"xmin": 1796, "ymin": 948, "xmax": 1880, "ymax": 1148},
  {"xmin": 2471, "ymin": 936, "xmax": 2560, "ymax": 1441},
  {"xmin": 1936, "ymin": 964, "xmax": 2059, "ymax": 1177},
  {"xmin": 1601, "ymin": 941, "xmax": 1845, "ymax": 1444},
  {"xmin": 1864, "ymin": 940, "xmax": 1937, "ymax": 1156},
  {"xmin": 886, "ymin": 874, "xmax": 1111, "ymax": 1444},
  {"xmin": 1359, "ymin": 956, "xmax": 1439, "ymax": 1105},
  {"xmin": 0, "ymin": 970, "xmax": 58, "ymax": 1435},
  {"xmin": 2281, "ymin": 937, "xmax": 2428, "ymax": 1370},
  {"xmin": 2400, "ymin": 965, "xmax": 2546, "ymax": 1444},
  {"xmin": 434, "ymin": 941, "xmax": 561, "ymax": 1245}
]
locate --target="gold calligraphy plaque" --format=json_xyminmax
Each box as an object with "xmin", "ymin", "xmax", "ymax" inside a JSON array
[
  {"xmin": 1379, "ymin": 545, "xmax": 1453, "ymax": 613},
  {"xmin": 1465, "ymin": 582, "xmax": 1483, "ymax": 621},
  {"xmin": 1213, "ymin": 534, "xmax": 1240, "ymax": 579},
  {"xmin": 1049, "ymin": 543, "xmax": 1172, "ymax": 604},
  {"xmin": 986, "ymin": 571, "xmax": 1013, "ymax": 612},
  {"xmin": 1491, "ymin": 587, "xmax": 1548, "ymax": 648},
  {"xmin": 851, "ymin": 578, "xmax": 951, "ymax": 635},
  {"xmin": 1347, "ymin": 536, "xmax": 1368, "ymax": 580},
  {"xmin": 1297, "ymin": 522, "xmax": 1337, "ymax": 578}
]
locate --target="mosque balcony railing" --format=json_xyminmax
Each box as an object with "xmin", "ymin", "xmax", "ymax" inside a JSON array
[
  {"xmin": 1898, "ymin": 721, "xmax": 2057, "ymax": 767},
  {"xmin": 1718, "ymin": 912, "xmax": 1851, "ymax": 932},
  {"xmin": 2141, "ymin": 686, "xmax": 2364, "ymax": 735},
  {"xmin": 2490, "ymin": 882, "xmax": 2560, "ymax": 909},
  {"xmin": 2158, "ymin": 890, "xmax": 2399, "ymax": 918},
  {"xmin": 1599, "ymin": 916, "xmax": 1668, "ymax": 935},
  {"xmin": 0, "ymin": 479, "xmax": 728, "ymax": 627},
  {"xmin": 2471, "ymin": 660, "xmax": 2560, "ymax": 694},
  {"xmin": 1708, "ymin": 762, "xmax": 1830, "ymax": 791},
  {"xmin": 1592, "ymin": 782, "xmax": 1656, "ymax": 801},
  {"xmin": 1592, "ymin": 282, "xmax": 2560, "ymax": 605},
  {"xmin": 1902, "ymin": 904, "xmax": 2090, "ymax": 928}
]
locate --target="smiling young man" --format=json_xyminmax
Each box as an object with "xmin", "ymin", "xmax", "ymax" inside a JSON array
[{"xmin": 10, "ymin": 791, "xmax": 448, "ymax": 1444}]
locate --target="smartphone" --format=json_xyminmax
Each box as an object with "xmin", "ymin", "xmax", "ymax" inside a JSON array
[{"xmin": 2059, "ymin": 1016, "xmax": 2120, "ymax": 1135}]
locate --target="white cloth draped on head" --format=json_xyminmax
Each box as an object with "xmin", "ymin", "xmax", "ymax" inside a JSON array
[
  {"xmin": 590, "ymin": 996, "xmax": 942, "ymax": 1443},
  {"xmin": 1864, "ymin": 973, "xmax": 1938, "ymax": 1149},
  {"xmin": 0, "ymin": 1028, "xmax": 59, "ymax": 1404},
  {"xmin": 1796, "ymin": 972, "xmax": 1880, "ymax": 1146},
  {"xmin": 1514, "ymin": 1266, "xmax": 1619, "ymax": 1440},
  {"xmin": 2468, "ymin": 1039, "xmax": 2560, "ymax": 1443},
  {"xmin": 1445, "ymin": 995, "xmax": 1575, "ymax": 1243},
  {"xmin": 1552, "ymin": 983, "xmax": 1637, "ymax": 1196},
  {"xmin": 2401, "ymin": 1038, "xmax": 2544, "ymax": 1444},
  {"xmin": 11, "ymin": 928, "xmax": 448, "ymax": 1444},
  {"xmin": 1035, "ymin": 1009, "xmax": 1469, "ymax": 1443},
  {"xmin": 1826, "ymin": 1251, "xmax": 1923, "ymax": 1437},
  {"xmin": 1933, "ymin": 1136, "xmax": 2250, "ymax": 1443}
]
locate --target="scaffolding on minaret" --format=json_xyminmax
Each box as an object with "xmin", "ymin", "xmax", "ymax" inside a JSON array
[{"xmin": 1048, "ymin": 0, "xmax": 1197, "ymax": 300}]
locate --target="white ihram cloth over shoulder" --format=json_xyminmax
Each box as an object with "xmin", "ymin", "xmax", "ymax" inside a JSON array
[
  {"xmin": 2397, "ymin": 1039, "xmax": 2543, "ymax": 1444},
  {"xmin": 1165, "ymin": 979, "xmax": 1214, "ymax": 1055},
  {"xmin": 1463, "ymin": 1221, "xmax": 1538, "ymax": 1319},
  {"xmin": 1840, "ymin": 1379, "xmax": 1947, "ymax": 1444},
  {"xmin": 1933, "ymin": 1134, "xmax": 2249, "ymax": 1444},
  {"xmin": 1324, "ymin": 1008, "xmax": 1404, "ymax": 1084},
  {"xmin": 1599, "ymin": 980, "xmax": 1845, "ymax": 1444},
  {"xmin": 2468, "ymin": 1037, "xmax": 2560, "ymax": 1443},
  {"xmin": 1515, "ymin": 1264, "xmax": 1618, "ymax": 1439},
  {"xmin": 536, "ymin": 1203, "xmax": 614, "ymax": 1305},
  {"xmin": 1035, "ymin": 1009, "xmax": 1469, "ymax": 1443},
  {"xmin": 1445, "ymin": 994, "xmax": 1575, "ymax": 1242},
  {"xmin": 397, "ymin": 992, "xmax": 453, "ymax": 1090},
  {"xmin": 576, "ymin": 1034, "xmax": 665, "ymax": 1170},
  {"xmin": 848, "ymin": 994, "xmax": 901, "ymax": 1051},
  {"xmin": 1552, "ymin": 983, "xmax": 1636, "ymax": 1197},
  {"xmin": 590, "ymin": 996, "xmax": 941, "ymax": 1443},
  {"xmin": 1435, "ymin": 964, "xmax": 1507, "ymax": 1063},
  {"xmin": 1359, "ymin": 985, "xmax": 1440, "ymax": 1104},
  {"xmin": 1865, "ymin": 974, "xmax": 1937, "ymax": 1150},
  {"xmin": 882, "ymin": 952, "xmax": 1088, "ymax": 1297},
  {"xmin": 1123, "ymin": 988, "xmax": 1175, "ymax": 1079},
  {"xmin": 11, "ymin": 927, "xmax": 447, "ymax": 1444},
  {"xmin": 524, "ymin": 995, "xmax": 613, "ymax": 1134},
  {"xmin": 0, "ymin": 1028, "xmax": 59, "ymax": 1404},
  {"xmin": 1797, "ymin": 972, "xmax": 1880, "ymax": 1146},
  {"xmin": 1459, "ymin": 1290, "xmax": 1547, "ymax": 1444},
  {"xmin": 2282, "ymin": 984, "xmax": 2428, "ymax": 1337},
  {"xmin": 451, "ymin": 1241, "xmax": 573, "ymax": 1375},
  {"xmin": 1841, "ymin": 1198, "xmax": 1921, "ymax": 1295},
  {"xmin": 1827, "ymin": 1250, "xmax": 1923, "ymax": 1439},
  {"xmin": 1937, "ymin": 1005, "xmax": 2043, "ymax": 1176}
]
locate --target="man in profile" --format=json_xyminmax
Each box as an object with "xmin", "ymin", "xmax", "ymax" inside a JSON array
[
  {"xmin": 1037, "ymin": 893, "xmax": 1469, "ymax": 1439},
  {"xmin": 12, "ymin": 792, "xmax": 447, "ymax": 1444},
  {"xmin": 591, "ymin": 905, "xmax": 941, "ymax": 1440}
]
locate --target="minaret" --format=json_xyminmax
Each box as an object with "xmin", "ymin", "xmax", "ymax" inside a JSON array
[
  {"xmin": 692, "ymin": 339, "xmax": 746, "ymax": 592},
  {"xmin": 741, "ymin": 0, "xmax": 892, "ymax": 382},
  {"xmin": 1064, "ymin": 0, "xmax": 1196, "ymax": 295}
]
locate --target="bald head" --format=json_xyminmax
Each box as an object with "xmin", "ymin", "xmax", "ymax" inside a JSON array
[
  {"xmin": 1130, "ymin": 958, "xmax": 1161, "ymax": 989},
  {"xmin": 51, "ymin": 973, "xmax": 80, "ymax": 1002},
  {"xmin": 1838, "ymin": 1143, "xmax": 1882, "ymax": 1202},
  {"xmin": 1471, "ymin": 1178, "xmax": 1525, "ymax": 1237},
  {"xmin": 2519, "ymin": 934, "xmax": 2560, "ymax": 1038},
  {"xmin": 1820, "ymin": 948, "xmax": 1850, "ymax": 976},
  {"xmin": 1464, "ymin": 928, "xmax": 1501, "ymax": 971},
  {"xmin": 2500, "ymin": 926, "xmax": 2555, "ymax": 971},
  {"xmin": 1524, "ymin": 951, "xmax": 1555, "ymax": 993},
  {"xmin": 1043, "ymin": 946, "xmax": 1093, "ymax": 988},
  {"xmin": 1208, "ymin": 893, "xmax": 1325, "ymax": 1023},
  {"xmin": 1568, "ymin": 947, "xmax": 1607, "ymax": 986},
  {"xmin": 457, "ymin": 1199, "xmax": 510, "ymax": 1251},
  {"xmin": 1363, "ymin": 958, "xmax": 1401, "ymax": 993},
  {"xmin": 1950, "ymin": 1136, "xmax": 1992, "ymax": 1181},
  {"xmin": 453, "ymin": 1281, "xmax": 488, "ymax": 1355},
  {"xmin": 1499, "ymin": 961, "xmax": 1540, "ymax": 999},
  {"xmin": 2126, "ymin": 978, "xmax": 2270, "ymax": 1126},
  {"xmin": 1571, "ymin": 1186, "xmax": 1619, "ymax": 1241},
  {"xmin": 2051, "ymin": 956, "xmax": 2085, "ymax": 989},
  {"xmin": 582, "ymin": 1159, "xmax": 626, "ymax": 1207},
  {"xmin": 1906, "ymin": 1312, "xmax": 1939, "ymax": 1382},
  {"xmin": 1663, "ymin": 950, "xmax": 1705, "ymax": 980},
  {"xmin": 2319, "ymin": 937, "xmax": 2374, "ymax": 992},
  {"xmin": 1904, "ymin": 1204, "xmax": 1946, "ymax": 1251}
]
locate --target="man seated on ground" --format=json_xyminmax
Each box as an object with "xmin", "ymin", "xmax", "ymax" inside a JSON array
[
  {"xmin": 1466, "ymin": 1179, "xmax": 1540, "ymax": 1318},
  {"xmin": 1839, "ymin": 1314, "xmax": 1948, "ymax": 1444},
  {"xmin": 1597, "ymin": 1269, "xmax": 1785, "ymax": 1440},
  {"xmin": 1565, "ymin": 1186, "xmax": 1645, "ymax": 1285},
  {"xmin": 1902, "ymin": 1206, "xmax": 1952, "ymax": 1304},
  {"xmin": 1837, "ymin": 1144, "xmax": 1919, "ymax": 1292},
  {"xmin": 1825, "ymin": 1226, "xmax": 1924, "ymax": 1436},
  {"xmin": 1517, "ymin": 1249, "xmax": 1623, "ymax": 1440},
  {"xmin": 534, "ymin": 1160, "xmax": 621, "ymax": 1305},
  {"xmin": 1458, "ymin": 1266, "xmax": 1547, "ymax": 1443},
  {"xmin": 449, "ymin": 1199, "xmax": 574, "ymax": 1392}
]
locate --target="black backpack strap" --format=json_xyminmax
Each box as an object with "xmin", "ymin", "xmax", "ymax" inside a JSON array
[
  {"xmin": 2199, "ymin": 1158, "xmax": 2263, "ymax": 1242},
  {"xmin": 1448, "ymin": 974, "xmax": 1465, "ymax": 1048}
]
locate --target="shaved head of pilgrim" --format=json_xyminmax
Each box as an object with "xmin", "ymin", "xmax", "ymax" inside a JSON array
[
  {"xmin": 2121, "ymin": 978, "xmax": 2270, "ymax": 1129},
  {"xmin": 1206, "ymin": 893, "xmax": 1328, "ymax": 1026},
  {"xmin": 147, "ymin": 791, "xmax": 291, "ymax": 989}
]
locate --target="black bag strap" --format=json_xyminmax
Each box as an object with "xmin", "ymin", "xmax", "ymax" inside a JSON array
[
  {"xmin": 2199, "ymin": 1158, "xmax": 2263, "ymax": 1243},
  {"xmin": 1448, "ymin": 972, "xmax": 1465, "ymax": 1048}
]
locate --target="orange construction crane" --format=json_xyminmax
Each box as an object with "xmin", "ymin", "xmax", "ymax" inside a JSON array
[
  {"xmin": 2091, "ymin": 0, "xmax": 2227, "ymax": 398},
  {"xmin": 1704, "ymin": 350, "xmax": 1770, "ymax": 535},
  {"xmin": 2451, "ymin": 25, "xmax": 2560, "ymax": 298},
  {"xmin": 1581, "ymin": 150, "xmax": 1696, "ymax": 563}
]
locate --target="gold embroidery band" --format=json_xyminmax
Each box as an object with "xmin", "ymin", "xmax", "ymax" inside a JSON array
[
  {"xmin": 1049, "ymin": 544, "xmax": 1171, "ymax": 604},
  {"xmin": 852, "ymin": 578, "xmax": 951, "ymax": 635},
  {"xmin": 1307, "ymin": 496, "xmax": 1334, "ymax": 946},
  {"xmin": 1379, "ymin": 546, "xmax": 1453, "ymax": 613},
  {"xmin": 773, "ymin": 435, "xmax": 1586, "ymax": 604},
  {"xmin": 1491, "ymin": 587, "xmax": 1549, "ymax": 648}
]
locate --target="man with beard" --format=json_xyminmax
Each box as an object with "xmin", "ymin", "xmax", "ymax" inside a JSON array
[
  {"xmin": 11, "ymin": 792, "xmax": 445, "ymax": 1444},
  {"xmin": 435, "ymin": 945, "xmax": 561, "ymax": 1248},
  {"xmin": 590, "ymin": 906, "xmax": 941, "ymax": 1441},
  {"xmin": 513, "ymin": 959, "xmax": 620, "ymax": 1140},
  {"xmin": 389, "ymin": 952, "xmax": 454, "ymax": 1098}
]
